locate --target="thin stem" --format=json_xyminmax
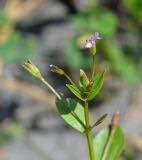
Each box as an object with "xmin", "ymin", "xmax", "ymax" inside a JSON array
[
  {"xmin": 41, "ymin": 78, "xmax": 61, "ymax": 100},
  {"xmin": 64, "ymin": 72, "xmax": 76, "ymax": 86},
  {"xmin": 84, "ymin": 100, "xmax": 95, "ymax": 160},
  {"xmin": 90, "ymin": 56, "xmax": 95, "ymax": 81}
]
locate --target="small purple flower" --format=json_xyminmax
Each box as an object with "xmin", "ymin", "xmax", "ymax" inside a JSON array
[{"xmin": 85, "ymin": 32, "xmax": 102, "ymax": 49}]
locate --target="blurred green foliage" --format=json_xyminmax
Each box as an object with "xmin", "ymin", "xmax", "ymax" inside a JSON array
[
  {"xmin": 0, "ymin": 32, "xmax": 36, "ymax": 62},
  {"xmin": 0, "ymin": 123, "xmax": 25, "ymax": 145},
  {"xmin": 66, "ymin": 38, "xmax": 92, "ymax": 69},
  {"xmin": 66, "ymin": 0, "xmax": 142, "ymax": 83},
  {"xmin": 122, "ymin": 0, "xmax": 142, "ymax": 24},
  {"xmin": 122, "ymin": 145, "xmax": 135, "ymax": 160},
  {"xmin": 0, "ymin": 11, "xmax": 12, "ymax": 25},
  {"xmin": 0, "ymin": 11, "xmax": 36, "ymax": 62}
]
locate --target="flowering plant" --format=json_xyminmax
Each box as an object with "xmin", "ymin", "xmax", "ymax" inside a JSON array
[{"xmin": 23, "ymin": 32, "xmax": 124, "ymax": 160}]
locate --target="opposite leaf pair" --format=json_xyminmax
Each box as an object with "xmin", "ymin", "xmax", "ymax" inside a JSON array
[
  {"xmin": 67, "ymin": 70, "xmax": 105, "ymax": 101},
  {"xmin": 56, "ymin": 98, "xmax": 107, "ymax": 132}
]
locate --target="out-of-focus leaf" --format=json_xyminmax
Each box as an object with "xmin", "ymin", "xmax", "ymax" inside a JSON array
[
  {"xmin": 88, "ymin": 11, "xmax": 118, "ymax": 39},
  {"xmin": 66, "ymin": 39, "xmax": 92, "ymax": 69},
  {"xmin": 94, "ymin": 125, "xmax": 124, "ymax": 160},
  {"xmin": 122, "ymin": 0, "xmax": 142, "ymax": 24},
  {"xmin": 0, "ymin": 12, "xmax": 12, "ymax": 25},
  {"xmin": 0, "ymin": 123, "xmax": 25, "ymax": 145},
  {"xmin": 56, "ymin": 98, "xmax": 85, "ymax": 132},
  {"xmin": 0, "ymin": 31, "xmax": 36, "ymax": 62},
  {"xmin": 71, "ymin": 14, "xmax": 87, "ymax": 30},
  {"xmin": 101, "ymin": 42, "xmax": 141, "ymax": 83}
]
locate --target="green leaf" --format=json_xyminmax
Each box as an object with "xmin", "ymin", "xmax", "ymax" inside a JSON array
[
  {"xmin": 92, "ymin": 114, "xmax": 107, "ymax": 128},
  {"xmin": 94, "ymin": 125, "xmax": 125, "ymax": 160},
  {"xmin": 56, "ymin": 98, "xmax": 85, "ymax": 132},
  {"xmin": 66, "ymin": 84, "xmax": 84, "ymax": 100},
  {"xmin": 88, "ymin": 71, "xmax": 105, "ymax": 100},
  {"xmin": 79, "ymin": 69, "xmax": 89, "ymax": 90}
]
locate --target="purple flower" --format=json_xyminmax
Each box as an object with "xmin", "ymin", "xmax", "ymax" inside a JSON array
[{"xmin": 85, "ymin": 32, "xmax": 102, "ymax": 49}]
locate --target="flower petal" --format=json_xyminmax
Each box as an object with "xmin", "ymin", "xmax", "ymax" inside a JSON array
[{"xmin": 85, "ymin": 42, "xmax": 93, "ymax": 48}]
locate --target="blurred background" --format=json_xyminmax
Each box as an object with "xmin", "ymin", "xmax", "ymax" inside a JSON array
[{"xmin": 0, "ymin": 0, "xmax": 142, "ymax": 159}]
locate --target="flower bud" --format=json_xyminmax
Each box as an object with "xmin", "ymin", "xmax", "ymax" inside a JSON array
[
  {"xmin": 50, "ymin": 64, "xmax": 64, "ymax": 75},
  {"xmin": 23, "ymin": 60, "xmax": 43, "ymax": 80},
  {"xmin": 79, "ymin": 69, "xmax": 89, "ymax": 89}
]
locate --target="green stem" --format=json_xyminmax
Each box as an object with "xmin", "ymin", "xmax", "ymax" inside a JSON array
[
  {"xmin": 42, "ymin": 77, "xmax": 85, "ymax": 129},
  {"xmin": 84, "ymin": 100, "xmax": 95, "ymax": 160},
  {"xmin": 64, "ymin": 73, "xmax": 76, "ymax": 86},
  {"xmin": 41, "ymin": 78, "xmax": 61, "ymax": 100},
  {"xmin": 91, "ymin": 56, "xmax": 95, "ymax": 81},
  {"xmin": 64, "ymin": 72, "xmax": 81, "ymax": 91}
]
